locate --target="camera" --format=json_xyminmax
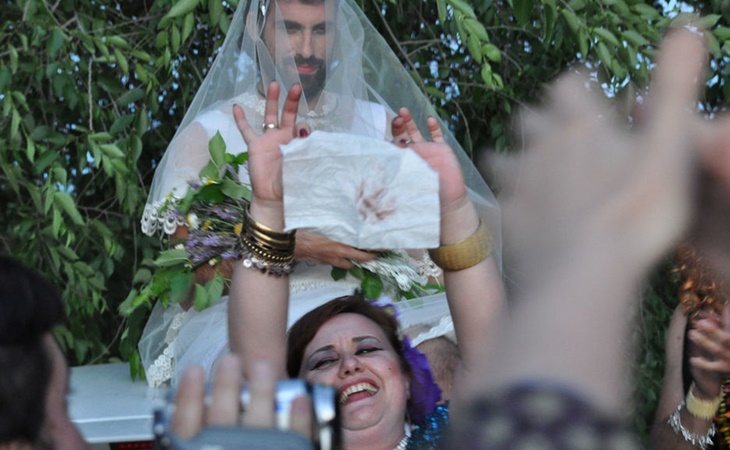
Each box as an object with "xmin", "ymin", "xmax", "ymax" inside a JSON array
[{"xmin": 154, "ymin": 379, "xmax": 341, "ymax": 450}]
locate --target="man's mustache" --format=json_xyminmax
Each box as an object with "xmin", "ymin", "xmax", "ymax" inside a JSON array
[{"xmin": 294, "ymin": 55, "xmax": 324, "ymax": 69}]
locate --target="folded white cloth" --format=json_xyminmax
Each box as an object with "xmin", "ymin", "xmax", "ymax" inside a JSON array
[{"xmin": 281, "ymin": 131, "xmax": 440, "ymax": 249}]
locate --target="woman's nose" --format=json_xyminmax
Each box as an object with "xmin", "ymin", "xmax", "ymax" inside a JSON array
[{"xmin": 339, "ymin": 354, "xmax": 362, "ymax": 376}]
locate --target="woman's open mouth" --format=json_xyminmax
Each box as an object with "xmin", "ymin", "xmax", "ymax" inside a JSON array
[{"xmin": 338, "ymin": 382, "xmax": 378, "ymax": 405}]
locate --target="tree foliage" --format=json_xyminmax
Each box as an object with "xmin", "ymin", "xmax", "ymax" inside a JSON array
[{"xmin": 2, "ymin": 0, "xmax": 729, "ymax": 441}]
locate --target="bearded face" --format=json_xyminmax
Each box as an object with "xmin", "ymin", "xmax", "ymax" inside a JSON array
[{"xmin": 262, "ymin": 0, "xmax": 334, "ymax": 102}]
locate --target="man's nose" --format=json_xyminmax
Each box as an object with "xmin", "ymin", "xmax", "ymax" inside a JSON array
[{"xmin": 299, "ymin": 30, "xmax": 313, "ymax": 59}]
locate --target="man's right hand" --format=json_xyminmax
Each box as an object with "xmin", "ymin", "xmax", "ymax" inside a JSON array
[{"xmin": 295, "ymin": 230, "xmax": 377, "ymax": 269}]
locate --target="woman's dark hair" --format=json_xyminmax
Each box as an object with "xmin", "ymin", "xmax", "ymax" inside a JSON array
[
  {"xmin": 286, "ymin": 294, "xmax": 409, "ymax": 377},
  {"xmin": 0, "ymin": 256, "xmax": 64, "ymax": 446}
]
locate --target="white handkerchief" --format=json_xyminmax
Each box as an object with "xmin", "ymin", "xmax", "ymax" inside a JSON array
[{"xmin": 281, "ymin": 131, "xmax": 440, "ymax": 249}]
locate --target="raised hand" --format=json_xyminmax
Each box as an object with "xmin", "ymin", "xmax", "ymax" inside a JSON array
[
  {"xmin": 233, "ymin": 82, "xmax": 302, "ymax": 204},
  {"xmin": 688, "ymin": 303, "xmax": 730, "ymax": 398}
]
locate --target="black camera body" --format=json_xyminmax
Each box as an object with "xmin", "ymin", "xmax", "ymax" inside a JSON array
[{"xmin": 154, "ymin": 379, "xmax": 341, "ymax": 450}]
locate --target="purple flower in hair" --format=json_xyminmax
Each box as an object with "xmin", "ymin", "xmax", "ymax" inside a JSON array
[{"xmin": 402, "ymin": 335, "xmax": 442, "ymax": 424}]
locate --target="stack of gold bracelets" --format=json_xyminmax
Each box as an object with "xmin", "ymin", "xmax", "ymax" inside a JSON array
[
  {"xmin": 240, "ymin": 210, "xmax": 296, "ymax": 276},
  {"xmin": 428, "ymin": 220, "xmax": 491, "ymax": 271}
]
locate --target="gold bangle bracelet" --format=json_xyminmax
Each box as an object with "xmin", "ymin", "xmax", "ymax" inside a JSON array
[
  {"xmin": 686, "ymin": 383, "xmax": 722, "ymax": 420},
  {"xmin": 428, "ymin": 220, "xmax": 491, "ymax": 271}
]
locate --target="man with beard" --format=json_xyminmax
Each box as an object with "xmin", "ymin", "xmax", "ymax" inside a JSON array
[{"xmin": 138, "ymin": 0, "xmax": 503, "ymax": 394}]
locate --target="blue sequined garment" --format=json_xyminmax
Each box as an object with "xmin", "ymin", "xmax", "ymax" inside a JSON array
[{"xmin": 407, "ymin": 404, "xmax": 449, "ymax": 449}]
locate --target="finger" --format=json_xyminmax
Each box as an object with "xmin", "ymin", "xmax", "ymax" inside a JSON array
[
  {"xmin": 688, "ymin": 327, "xmax": 729, "ymax": 357},
  {"xmin": 289, "ymin": 396, "xmax": 313, "ymax": 440},
  {"xmin": 233, "ymin": 104, "xmax": 255, "ymax": 144},
  {"xmin": 401, "ymin": 107, "xmax": 426, "ymax": 143},
  {"xmin": 297, "ymin": 122, "xmax": 311, "ymax": 138},
  {"xmin": 642, "ymin": 29, "xmax": 706, "ymax": 165},
  {"xmin": 392, "ymin": 115, "xmax": 408, "ymax": 144},
  {"xmin": 690, "ymin": 355, "xmax": 730, "ymax": 373},
  {"xmin": 264, "ymin": 81, "xmax": 281, "ymax": 130},
  {"xmin": 242, "ymin": 360, "xmax": 277, "ymax": 428},
  {"xmin": 722, "ymin": 301, "xmax": 730, "ymax": 331},
  {"xmin": 427, "ymin": 117, "xmax": 446, "ymax": 143},
  {"xmin": 280, "ymin": 83, "xmax": 303, "ymax": 131},
  {"xmin": 171, "ymin": 365, "xmax": 206, "ymax": 439},
  {"xmin": 207, "ymin": 355, "xmax": 243, "ymax": 427}
]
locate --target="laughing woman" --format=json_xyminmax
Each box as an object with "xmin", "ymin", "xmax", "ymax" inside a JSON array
[{"xmin": 227, "ymin": 81, "xmax": 504, "ymax": 449}]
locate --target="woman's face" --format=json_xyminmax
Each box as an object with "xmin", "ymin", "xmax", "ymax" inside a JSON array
[{"xmin": 299, "ymin": 313, "xmax": 409, "ymax": 431}]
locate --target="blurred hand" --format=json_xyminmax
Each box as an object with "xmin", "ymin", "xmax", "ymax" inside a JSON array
[
  {"xmin": 687, "ymin": 302, "xmax": 730, "ymax": 398},
  {"xmin": 171, "ymin": 355, "xmax": 312, "ymax": 439}
]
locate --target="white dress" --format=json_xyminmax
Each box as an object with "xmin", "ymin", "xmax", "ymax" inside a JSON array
[{"xmin": 139, "ymin": 93, "xmax": 452, "ymax": 387}]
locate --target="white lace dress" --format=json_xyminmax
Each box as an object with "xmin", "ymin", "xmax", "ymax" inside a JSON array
[{"xmin": 139, "ymin": 93, "xmax": 452, "ymax": 387}]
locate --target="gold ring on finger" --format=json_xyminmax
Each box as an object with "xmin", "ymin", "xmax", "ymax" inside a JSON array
[{"xmin": 262, "ymin": 122, "xmax": 279, "ymax": 132}]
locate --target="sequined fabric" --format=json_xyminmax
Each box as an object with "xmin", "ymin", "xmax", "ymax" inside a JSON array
[
  {"xmin": 408, "ymin": 404, "xmax": 449, "ymax": 449},
  {"xmin": 441, "ymin": 383, "xmax": 642, "ymax": 449}
]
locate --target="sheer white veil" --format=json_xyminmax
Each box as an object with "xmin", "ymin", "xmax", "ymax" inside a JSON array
[
  {"xmin": 138, "ymin": 0, "xmax": 502, "ymax": 387},
  {"xmin": 141, "ymin": 0, "xmax": 501, "ymax": 264}
]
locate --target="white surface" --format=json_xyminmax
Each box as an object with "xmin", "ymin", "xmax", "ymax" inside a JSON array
[{"xmin": 68, "ymin": 363, "xmax": 165, "ymax": 444}]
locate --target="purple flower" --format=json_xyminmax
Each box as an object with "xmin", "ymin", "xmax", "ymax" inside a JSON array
[{"xmin": 402, "ymin": 335, "xmax": 442, "ymax": 424}]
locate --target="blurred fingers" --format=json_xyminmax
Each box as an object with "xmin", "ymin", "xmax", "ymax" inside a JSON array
[
  {"xmin": 207, "ymin": 355, "xmax": 243, "ymax": 427},
  {"xmin": 290, "ymin": 396, "xmax": 313, "ymax": 440},
  {"xmin": 242, "ymin": 360, "xmax": 277, "ymax": 428},
  {"xmin": 171, "ymin": 365, "xmax": 206, "ymax": 439}
]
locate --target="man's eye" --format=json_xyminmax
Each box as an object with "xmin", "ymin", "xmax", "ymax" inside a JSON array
[{"xmin": 313, "ymin": 26, "xmax": 327, "ymax": 35}]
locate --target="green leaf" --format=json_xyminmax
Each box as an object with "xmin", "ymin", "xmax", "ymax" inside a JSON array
[
  {"xmin": 116, "ymin": 88, "xmax": 145, "ymax": 106},
  {"xmin": 361, "ymin": 273, "xmax": 384, "ymax": 299},
  {"xmin": 47, "ymin": 28, "xmax": 65, "ymax": 58},
  {"xmin": 209, "ymin": 0, "xmax": 223, "ymax": 26},
  {"xmin": 482, "ymin": 43, "xmax": 501, "ymax": 63},
  {"xmin": 170, "ymin": 272, "xmax": 194, "ymax": 304},
  {"xmin": 9, "ymin": 46, "xmax": 18, "ymax": 74},
  {"xmin": 132, "ymin": 268, "xmax": 152, "ymax": 284},
  {"xmin": 204, "ymin": 273, "xmax": 225, "ymax": 306},
  {"xmin": 53, "ymin": 191, "xmax": 85, "ymax": 225},
  {"xmin": 154, "ymin": 248, "xmax": 189, "ymax": 267},
  {"xmin": 715, "ymin": 26, "xmax": 730, "ymax": 41},
  {"xmin": 436, "ymin": 0, "xmax": 447, "ymax": 23},
  {"xmin": 171, "ymin": 25, "xmax": 181, "ymax": 53},
  {"xmin": 100, "ymin": 143, "xmax": 125, "ymax": 159},
  {"xmin": 164, "ymin": 0, "xmax": 201, "ymax": 20},
  {"xmin": 34, "ymin": 151, "xmax": 58, "ymax": 174},
  {"xmin": 193, "ymin": 283, "xmax": 210, "ymax": 310},
  {"xmin": 622, "ymin": 30, "xmax": 650, "ymax": 47},
  {"xmin": 109, "ymin": 114, "xmax": 135, "ymax": 135},
  {"xmin": 464, "ymin": 18, "xmax": 489, "ymax": 42},
  {"xmin": 449, "ymin": 0, "xmax": 476, "ymax": 18},
  {"xmin": 699, "ymin": 14, "xmax": 722, "ymax": 29},
  {"xmin": 466, "ymin": 35, "xmax": 482, "ymax": 63},
  {"xmin": 199, "ymin": 161, "xmax": 220, "ymax": 180},
  {"xmin": 196, "ymin": 184, "xmax": 225, "ymax": 203},
  {"xmin": 209, "ymin": 131, "xmax": 226, "ymax": 167},
  {"xmin": 512, "ymin": 0, "xmax": 533, "ymax": 26},
  {"xmin": 707, "ymin": 32, "xmax": 721, "ymax": 58},
  {"xmin": 182, "ymin": 13, "xmax": 196, "ymax": 42},
  {"xmin": 331, "ymin": 267, "xmax": 347, "ymax": 281},
  {"xmin": 221, "ymin": 179, "xmax": 251, "ymax": 200},
  {"xmin": 594, "ymin": 27, "xmax": 619, "ymax": 47},
  {"xmin": 114, "ymin": 48, "xmax": 129, "ymax": 74},
  {"xmin": 561, "ymin": 8, "xmax": 581, "ymax": 34},
  {"xmin": 26, "ymin": 139, "xmax": 36, "ymax": 163}
]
